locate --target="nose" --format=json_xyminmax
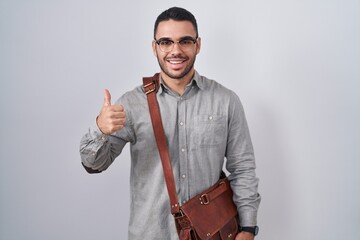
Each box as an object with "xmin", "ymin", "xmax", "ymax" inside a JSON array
[{"xmin": 170, "ymin": 41, "xmax": 182, "ymax": 54}]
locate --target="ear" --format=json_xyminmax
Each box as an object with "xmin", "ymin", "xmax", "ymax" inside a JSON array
[
  {"xmin": 152, "ymin": 40, "xmax": 157, "ymax": 57},
  {"xmin": 196, "ymin": 37, "xmax": 201, "ymax": 55}
]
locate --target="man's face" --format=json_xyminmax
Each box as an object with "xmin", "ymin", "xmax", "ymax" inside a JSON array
[{"xmin": 152, "ymin": 19, "xmax": 201, "ymax": 80}]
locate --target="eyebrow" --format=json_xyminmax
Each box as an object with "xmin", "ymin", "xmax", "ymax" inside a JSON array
[{"xmin": 156, "ymin": 36, "xmax": 196, "ymax": 41}]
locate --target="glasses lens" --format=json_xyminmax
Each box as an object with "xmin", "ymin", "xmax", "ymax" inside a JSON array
[
  {"xmin": 159, "ymin": 40, "xmax": 173, "ymax": 52},
  {"xmin": 157, "ymin": 38, "xmax": 196, "ymax": 52},
  {"xmin": 179, "ymin": 39, "xmax": 195, "ymax": 49}
]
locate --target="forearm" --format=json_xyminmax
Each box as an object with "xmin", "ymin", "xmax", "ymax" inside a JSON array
[
  {"xmin": 227, "ymin": 153, "xmax": 260, "ymax": 226},
  {"xmin": 226, "ymin": 92, "xmax": 261, "ymax": 226},
  {"xmin": 79, "ymin": 125, "xmax": 127, "ymax": 172}
]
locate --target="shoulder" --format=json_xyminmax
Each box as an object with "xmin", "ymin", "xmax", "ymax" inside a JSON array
[
  {"xmin": 112, "ymin": 85, "xmax": 148, "ymax": 123},
  {"xmin": 197, "ymin": 73, "xmax": 240, "ymax": 101},
  {"xmin": 114, "ymin": 85, "xmax": 146, "ymax": 106}
]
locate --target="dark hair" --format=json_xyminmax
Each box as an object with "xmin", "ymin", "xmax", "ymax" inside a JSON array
[{"xmin": 154, "ymin": 7, "xmax": 198, "ymax": 39}]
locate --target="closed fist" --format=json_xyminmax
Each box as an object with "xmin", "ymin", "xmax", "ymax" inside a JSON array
[{"xmin": 96, "ymin": 89, "xmax": 126, "ymax": 135}]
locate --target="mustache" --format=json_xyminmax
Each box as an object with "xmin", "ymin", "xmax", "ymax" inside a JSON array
[{"xmin": 166, "ymin": 54, "xmax": 188, "ymax": 60}]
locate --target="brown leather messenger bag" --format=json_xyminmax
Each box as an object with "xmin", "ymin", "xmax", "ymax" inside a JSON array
[{"xmin": 143, "ymin": 73, "xmax": 239, "ymax": 240}]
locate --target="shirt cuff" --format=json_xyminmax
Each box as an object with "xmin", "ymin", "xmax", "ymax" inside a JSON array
[{"xmin": 238, "ymin": 211, "xmax": 258, "ymax": 226}]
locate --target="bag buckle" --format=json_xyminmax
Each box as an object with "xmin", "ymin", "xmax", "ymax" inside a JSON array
[
  {"xmin": 199, "ymin": 193, "xmax": 209, "ymax": 205},
  {"xmin": 173, "ymin": 209, "xmax": 184, "ymax": 218},
  {"xmin": 144, "ymin": 81, "xmax": 157, "ymax": 95}
]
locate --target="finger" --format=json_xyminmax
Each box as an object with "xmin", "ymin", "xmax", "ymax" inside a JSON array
[
  {"xmin": 104, "ymin": 89, "xmax": 111, "ymax": 107},
  {"xmin": 107, "ymin": 112, "xmax": 126, "ymax": 121},
  {"xmin": 110, "ymin": 118, "xmax": 126, "ymax": 127},
  {"xmin": 111, "ymin": 104, "xmax": 125, "ymax": 112},
  {"xmin": 109, "ymin": 121, "xmax": 125, "ymax": 130},
  {"xmin": 103, "ymin": 107, "xmax": 123, "ymax": 116}
]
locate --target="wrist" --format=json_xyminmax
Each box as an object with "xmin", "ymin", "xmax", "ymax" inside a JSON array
[
  {"xmin": 96, "ymin": 115, "xmax": 107, "ymax": 135},
  {"xmin": 239, "ymin": 226, "xmax": 259, "ymax": 236}
]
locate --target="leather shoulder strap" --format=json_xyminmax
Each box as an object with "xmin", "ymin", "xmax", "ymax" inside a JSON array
[{"xmin": 143, "ymin": 73, "xmax": 180, "ymax": 215}]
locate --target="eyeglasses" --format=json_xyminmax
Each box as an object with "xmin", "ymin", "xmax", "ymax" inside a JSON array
[{"xmin": 155, "ymin": 37, "xmax": 198, "ymax": 53}]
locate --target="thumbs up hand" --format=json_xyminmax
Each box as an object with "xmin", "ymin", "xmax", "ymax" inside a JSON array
[{"xmin": 96, "ymin": 89, "xmax": 126, "ymax": 135}]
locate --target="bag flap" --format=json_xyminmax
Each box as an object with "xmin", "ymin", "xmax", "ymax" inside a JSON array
[
  {"xmin": 219, "ymin": 218, "xmax": 238, "ymax": 240},
  {"xmin": 181, "ymin": 178, "xmax": 238, "ymax": 239}
]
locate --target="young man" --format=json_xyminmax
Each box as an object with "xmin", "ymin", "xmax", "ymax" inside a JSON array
[{"xmin": 80, "ymin": 7, "xmax": 260, "ymax": 240}]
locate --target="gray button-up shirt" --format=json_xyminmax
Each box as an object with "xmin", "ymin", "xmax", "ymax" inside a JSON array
[{"xmin": 80, "ymin": 71, "xmax": 260, "ymax": 239}]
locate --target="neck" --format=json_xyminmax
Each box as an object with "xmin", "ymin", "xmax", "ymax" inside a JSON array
[{"xmin": 160, "ymin": 70, "xmax": 195, "ymax": 96}]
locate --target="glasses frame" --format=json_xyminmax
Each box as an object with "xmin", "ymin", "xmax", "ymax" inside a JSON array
[{"xmin": 154, "ymin": 37, "xmax": 198, "ymax": 53}]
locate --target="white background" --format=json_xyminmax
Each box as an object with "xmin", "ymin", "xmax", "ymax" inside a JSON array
[{"xmin": 1, "ymin": 0, "xmax": 359, "ymax": 239}]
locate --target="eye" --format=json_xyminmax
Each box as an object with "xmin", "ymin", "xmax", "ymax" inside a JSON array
[
  {"xmin": 179, "ymin": 39, "xmax": 194, "ymax": 45},
  {"xmin": 159, "ymin": 40, "xmax": 173, "ymax": 46}
]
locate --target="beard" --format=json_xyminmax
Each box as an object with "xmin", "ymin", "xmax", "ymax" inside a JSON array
[{"xmin": 157, "ymin": 54, "xmax": 196, "ymax": 80}]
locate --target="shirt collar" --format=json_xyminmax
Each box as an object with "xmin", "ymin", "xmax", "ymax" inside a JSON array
[
  {"xmin": 193, "ymin": 71, "xmax": 204, "ymax": 90},
  {"xmin": 157, "ymin": 70, "xmax": 203, "ymax": 96}
]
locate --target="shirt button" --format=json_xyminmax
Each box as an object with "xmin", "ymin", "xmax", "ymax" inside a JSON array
[
  {"xmin": 179, "ymin": 121, "xmax": 184, "ymax": 126},
  {"xmin": 208, "ymin": 116, "xmax": 213, "ymax": 120},
  {"xmin": 181, "ymin": 148, "xmax": 185, "ymax": 152},
  {"xmin": 182, "ymin": 174, "xmax": 186, "ymax": 179},
  {"xmin": 183, "ymin": 200, "xmax": 186, "ymax": 204}
]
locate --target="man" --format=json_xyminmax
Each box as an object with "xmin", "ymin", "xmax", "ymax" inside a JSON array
[{"xmin": 80, "ymin": 7, "xmax": 260, "ymax": 240}]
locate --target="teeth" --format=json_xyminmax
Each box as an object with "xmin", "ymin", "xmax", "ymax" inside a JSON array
[{"xmin": 169, "ymin": 60, "xmax": 184, "ymax": 64}]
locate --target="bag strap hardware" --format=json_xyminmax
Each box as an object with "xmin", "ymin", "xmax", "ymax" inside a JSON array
[
  {"xmin": 199, "ymin": 194, "xmax": 210, "ymax": 205},
  {"xmin": 144, "ymin": 80, "xmax": 157, "ymax": 95},
  {"xmin": 173, "ymin": 209, "xmax": 184, "ymax": 218}
]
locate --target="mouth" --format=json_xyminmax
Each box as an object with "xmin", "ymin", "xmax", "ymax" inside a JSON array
[{"xmin": 166, "ymin": 58, "xmax": 188, "ymax": 68}]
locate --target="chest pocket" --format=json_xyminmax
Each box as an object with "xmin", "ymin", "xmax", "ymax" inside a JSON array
[{"xmin": 191, "ymin": 114, "xmax": 227, "ymax": 148}]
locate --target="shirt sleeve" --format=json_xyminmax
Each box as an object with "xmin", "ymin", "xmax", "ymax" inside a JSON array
[
  {"xmin": 225, "ymin": 91, "xmax": 261, "ymax": 227},
  {"xmin": 79, "ymin": 103, "xmax": 135, "ymax": 173}
]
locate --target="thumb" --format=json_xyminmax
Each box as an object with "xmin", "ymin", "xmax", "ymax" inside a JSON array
[{"xmin": 104, "ymin": 89, "xmax": 111, "ymax": 107}]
